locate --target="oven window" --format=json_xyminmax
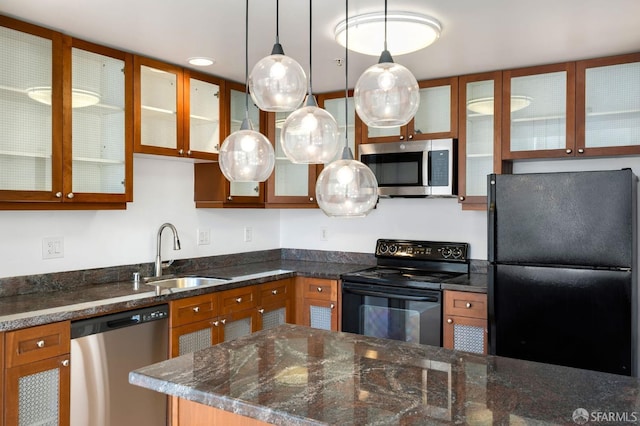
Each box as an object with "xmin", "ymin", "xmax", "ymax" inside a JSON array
[{"xmin": 361, "ymin": 152, "xmax": 422, "ymax": 186}]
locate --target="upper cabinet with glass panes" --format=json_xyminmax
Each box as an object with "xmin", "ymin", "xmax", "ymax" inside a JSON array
[
  {"xmin": 0, "ymin": 16, "xmax": 132, "ymax": 206},
  {"xmin": 359, "ymin": 77, "xmax": 458, "ymax": 144}
]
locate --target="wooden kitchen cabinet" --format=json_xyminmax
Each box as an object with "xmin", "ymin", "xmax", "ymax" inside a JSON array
[
  {"xmin": 457, "ymin": 71, "xmax": 511, "ymax": 210},
  {"xmin": 0, "ymin": 16, "xmax": 133, "ymax": 208},
  {"xmin": 443, "ymin": 291, "xmax": 487, "ymax": 354},
  {"xmin": 4, "ymin": 321, "xmax": 71, "ymax": 426},
  {"xmin": 256, "ymin": 279, "xmax": 293, "ymax": 331},
  {"xmin": 169, "ymin": 293, "xmax": 219, "ymax": 356},
  {"xmin": 360, "ymin": 77, "xmax": 458, "ymax": 144},
  {"xmin": 295, "ymin": 277, "xmax": 340, "ymax": 331}
]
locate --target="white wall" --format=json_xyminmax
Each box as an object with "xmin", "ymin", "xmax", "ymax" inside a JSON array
[{"xmin": 2, "ymin": 154, "xmax": 639, "ymax": 279}]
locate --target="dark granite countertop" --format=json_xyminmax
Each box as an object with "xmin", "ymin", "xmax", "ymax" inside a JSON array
[{"xmin": 130, "ymin": 323, "xmax": 640, "ymax": 426}]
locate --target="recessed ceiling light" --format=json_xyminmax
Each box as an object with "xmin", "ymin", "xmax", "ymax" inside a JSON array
[
  {"xmin": 188, "ymin": 57, "xmax": 215, "ymax": 67},
  {"xmin": 335, "ymin": 11, "xmax": 441, "ymax": 56}
]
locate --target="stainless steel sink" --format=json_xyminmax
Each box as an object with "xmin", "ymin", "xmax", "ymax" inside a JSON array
[{"xmin": 144, "ymin": 275, "xmax": 230, "ymax": 290}]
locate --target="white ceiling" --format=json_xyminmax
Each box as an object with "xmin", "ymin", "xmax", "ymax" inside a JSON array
[{"xmin": 2, "ymin": 0, "xmax": 640, "ymax": 93}]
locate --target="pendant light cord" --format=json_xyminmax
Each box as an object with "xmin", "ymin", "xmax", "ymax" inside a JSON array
[
  {"xmin": 275, "ymin": 0, "xmax": 280, "ymax": 44},
  {"xmin": 344, "ymin": 0, "xmax": 349, "ymax": 149},
  {"xmin": 244, "ymin": 0, "xmax": 250, "ymax": 119},
  {"xmin": 383, "ymin": 0, "xmax": 388, "ymax": 52},
  {"xmin": 308, "ymin": 0, "xmax": 313, "ymax": 95}
]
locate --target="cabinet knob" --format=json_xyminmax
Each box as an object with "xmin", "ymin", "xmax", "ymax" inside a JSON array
[
  {"xmin": 55, "ymin": 192, "xmax": 62, "ymax": 198},
  {"xmin": 254, "ymin": 186, "xmax": 260, "ymax": 193},
  {"xmin": 235, "ymin": 297, "xmax": 242, "ymax": 303},
  {"xmin": 187, "ymin": 150, "xmax": 192, "ymax": 156},
  {"xmin": 399, "ymin": 135, "xmax": 405, "ymax": 140},
  {"xmin": 565, "ymin": 149, "xmax": 572, "ymax": 154},
  {"xmin": 213, "ymin": 320, "xmax": 219, "ymax": 326},
  {"xmin": 221, "ymin": 319, "xmax": 226, "ymax": 325},
  {"xmin": 62, "ymin": 359, "xmax": 70, "ymax": 367},
  {"xmin": 272, "ymin": 289, "xmax": 278, "ymax": 295},
  {"xmin": 178, "ymin": 149, "xmax": 184, "ymax": 155},
  {"xmin": 227, "ymin": 196, "xmax": 233, "ymax": 201},
  {"xmin": 408, "ymin": 134, "xmax": 414, "ymax": 140},
  {"xmin": 578, "ymin": 148, "xmax": 584, "ymax": 154},
  {"xmin": 330, "ymin": 303, "xmax": 335, "ymax": 309},
  {"xmin": 309, "ymin": 197, "xmax": 314, "ymax": 202},
  {"xmin": 193, "ymin": 306, "xmax": 200, "ymax": 313},
  {"xmin": 67, "ymin": 192, "xmax": 74, "ymax": 199},
  {"xmin": 36, "ymin": 340, "xmax": 45, "ymax": 348},
  {"xmin": 466, "ymin": 302, "xmax": 472, "ymax": 308},
  {"xmin": 317, "ymin": 287, "xmax": 323, "ymax": 292},
  {"xmin": 447, "ymin": 318, "xmax": 453, "ymax": 324},
  {"xmin": 258, "ymin": 308, "xmax": 265, "ymax": 314},
  {"xmin": 459, "ymin": 196, "xmax": 465, "ymax": 201}
]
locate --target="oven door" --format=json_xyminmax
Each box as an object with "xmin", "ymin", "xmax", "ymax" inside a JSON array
[{"xmin": 342, "ymin": 281, "xmax": 442, "ymax": 347}]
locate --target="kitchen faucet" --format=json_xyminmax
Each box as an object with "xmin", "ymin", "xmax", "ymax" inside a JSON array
[{"xmin": 155, "ymin": 223, "xmax": 181, "ymax": 277}]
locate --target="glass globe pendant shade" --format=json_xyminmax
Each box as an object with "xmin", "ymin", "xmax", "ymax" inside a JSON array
[
  {"xmin": 280, "ymin": 95, "xmax": 341, "ymax": 164},
  {"xmin": 249, "ymin": 47, "xmax": 307, "ymax": 112},
  {"xmin": 219, "ymin": 118, "xmax": 275, "ymax": 182},
  {"xmin": 316, "ymin": 148, "xmax": 378, "ymax": 217},
  {"xmin": 354, "ymin": 51, "xmax": 420, "ymax": 128}
]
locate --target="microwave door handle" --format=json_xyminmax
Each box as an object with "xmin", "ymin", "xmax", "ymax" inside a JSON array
[
  {"xmin": 423, "ymin": 149, "xmax": 432, "ymax": 196},
  {"xmin": 344, "ymin": 287, "xmax": 439, "ymax": 303}
]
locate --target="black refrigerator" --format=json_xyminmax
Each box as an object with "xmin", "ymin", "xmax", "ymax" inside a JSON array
[{"xmin": 488, "ymin": 169, "xmax": 638, "ymax": 376}]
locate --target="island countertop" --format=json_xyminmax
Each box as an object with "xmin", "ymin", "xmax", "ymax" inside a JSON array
[{"xmin": 129, "ymin": 324, "xmax": 640, "ymax": 425}]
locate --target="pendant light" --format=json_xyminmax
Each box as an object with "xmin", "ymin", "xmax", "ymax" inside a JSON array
[
  {"xmin": 219, "ymin": 0, "xmax": 275, "ymax": 182},
  {"xmin": 280, "ymin": 0, "xmax": 340, "ymax": 164},
  {"xmin": 316, "ymin": 0, "xmax": 378, "ymax": 217},
  {"xmin": 353, "ymin": 0, "xmax": 420, "ymax": 128},
  {"xmin": 248, "ymin": 0, "xmax": 307, "ymax": 112}
]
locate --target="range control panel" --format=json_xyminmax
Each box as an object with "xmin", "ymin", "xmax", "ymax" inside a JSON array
[{"xmin": 375, "ymin": 239, "xmax": 468, "ymax": 261}]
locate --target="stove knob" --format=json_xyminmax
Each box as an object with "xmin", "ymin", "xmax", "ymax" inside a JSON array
[
  {"xmin": 379, "ymin": 244, "xmax": 388, "ymax": 253},
  {"xmin": 388, "ymin": 245, "xmax": 398, "ymax": 254},
  {"xmin": 452, "ymin": 248, "xmax": 463, "ymax": 259},
  {"xmin": 441, "ymin": 247, "xmax": 452, "ymax": 258}
]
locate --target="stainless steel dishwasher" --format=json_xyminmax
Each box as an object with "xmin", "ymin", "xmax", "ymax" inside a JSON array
[{"xmin": 70, "ymin": 305, "xmax": 169, "ymax": 426}]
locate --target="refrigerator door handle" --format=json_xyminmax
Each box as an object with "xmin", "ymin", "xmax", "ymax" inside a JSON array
[{"xmin": 487, "ymin": 173, "xmax": 497, "ymax": 263}]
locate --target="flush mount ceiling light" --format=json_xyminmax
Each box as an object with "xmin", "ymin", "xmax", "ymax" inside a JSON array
[
  {"xmin": 467, "ymin": 95, "xmax": 533, "ymax": 115},
  {"xmin": 27, "ymin": 86, "xmax": 100, "ymax": 108},
  {"xmin": 218, "ymin": 0, "xmax": 275, "ymax": 182},
  {"xmin": 316, "ymin": 0, "xmax": 378, "ymax": 218},
  {"xmin": 248, "ymin": 0, "xmax": 307, "ymax": 112},
  {"xmin": 187, "ymin": 57, "xmax": 215, "ymax": 66},
  {"xmin": 335, "ymin": 11, "xmax": 441, "ymax": 56}
]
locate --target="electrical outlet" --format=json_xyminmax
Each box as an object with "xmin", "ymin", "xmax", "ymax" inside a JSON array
[
  {"xmin": 244, "ymin": 226, "xmax": 252, "ymax": 242},
  {"xmin": 197, "ymin": 228, "xmax": 211, "ymax": 245},
  {"xmin": 42, "ymin": 237, "xmax": 64, "ymax": 259},
  {"xmin": 321, "ymin": 227, "xmax": 328, "ymax": 241}
]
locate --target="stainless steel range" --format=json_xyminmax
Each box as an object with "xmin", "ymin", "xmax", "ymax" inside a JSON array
[{"xmin": 341, "ymin": 239, "xmax": 469, "ymax": 347}]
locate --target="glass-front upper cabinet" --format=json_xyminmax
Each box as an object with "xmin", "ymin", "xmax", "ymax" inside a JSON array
[
  {"xmin": 184, "ymin": 69, "xmax": 223, "ymax": 160},
  {"xmin": 458, "ymin": 71, "xmax": 509, "ymax": 210},
  {"xmin": 361, "ymin": 77, "xmax": 458, "ymax": 143},
  {"xmin": 502, "ymin": 62, "xmax": 575, "ymax": 159},
  {"xmin": 134, "ymin": 56, "xmax": 184, "ymax": 157},
  {"xmin": 576, "ymin": 53, "xmax": 640, "ymax": 156},
  {"xmin": 225, "ymin": 81, "xmax": 264, "ymax": 205},
  {"xmin": 0, "ymin": 16, "xmax": 132, "ymax": 205},
  {"xmin": 320, "ymin": 91, "xmax": 356, "ymax": 158}
]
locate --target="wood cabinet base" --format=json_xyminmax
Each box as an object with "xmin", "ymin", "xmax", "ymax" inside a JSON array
[{"xmin": 174, "ymin": 397, "xmax": 271, "ymax": 426}]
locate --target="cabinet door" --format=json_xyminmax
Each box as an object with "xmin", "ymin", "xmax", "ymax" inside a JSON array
[
  {"xmin": 5, "ymin": 354, "xmax": 71, "ymax": 426},
  {"xmin": 219, "ymin": 309, "xmax": 258, "ymax": 342},
  {"xmin": 301, "ymin": 298, "xmax": 338, "ymax": 331},
  {"xmin": 265, "ymin": 110, "xmax": 318, "ymax": 206},
  {"xmin": 502, "ymin": 62, "xmax": 576, "ymax": 159},
  {"xmin": 458, "ymin": 71, "xmax": 510, "ymax": 210},
  {"xmin": 0, "ymin": 17, "xmax": 63, "ymax": 202},
  {"xmin": 66, "ymin": 38, "xmax": 133, "ymax": 203},
  {"xmin": 184, "ymin": 70, "xmax": 223, "ymax": 160},
  {"xmin": 170, "ymin": 318, "xmax": 220, "ymax": 357},
  {"xmin": 224, "ymin": 81, "xmax": 265, "ymax": 205},
  {"xmin": 443, "ymin": 315, "xmax": 488, "ymax": 355},
  {"xmin": 576, "ymin": 53, "xmax": 640, "ymax": 156},
  {"xmin": 134, "ymin": 56, "xmax": 184, "ymax": 157},
  {"xmin": 361, "ymin": 77, "xmax": 458, "ymax": 143},
  {"xmin": 319, "ymin": 90, "xmax": 357, "ymax": 157}
]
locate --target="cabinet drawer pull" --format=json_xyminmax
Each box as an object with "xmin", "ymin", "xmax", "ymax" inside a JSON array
[
  {"xmin": 447, "ymin": 318, "xmax": 453, "ymax": 324},
  {"xmin": 235, "ymin": 297, "xmax": 242, "ymax": 303},
  {"xmin": 62, "ymin": 359, "xmax": 70, "ymax": 367},
  {"xmin": 221, "ymin": 319, "xmax": 226, "ymax": 325},
  {"xmin": 213, "ymin": 320, "xmax": 219, "ymax": 326},
  {"xmin": 271, "ymin": 289, "xmax": 278, "ymax": 295},
  {"xmin": 317, "ymin": 287, "xmax": 323, "ymax": 293},
  {"xmin": 258, "ymin": 308, "xmax": 265, "ymax": 314},
  {"xmin": 37, "ymin": 340, "xmax": 45, "ymax": 348},
  {"xmin": 193, "ymin": 306, "xmax": 200, "ymax": 313},
  {"xmin": 466, "ymin": 302, "xmax": 472, "ymax": 308}
]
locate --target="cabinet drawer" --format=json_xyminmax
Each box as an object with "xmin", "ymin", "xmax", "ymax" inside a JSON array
[
  {"xmin": 220, "ymin": 286, "xmax": 257, "ymax": 314},
  {"xmin": 444, "ymin": 291, "xmax": 487, "ymax": 319},
  {"xmin": 258, "ymin": 279, "xmax": 291, "ymax": 305},
  {"xmin": 299, "ymin": 278, "xmax": 337, "ymax": 301},
  {"xmin": 171, "ymin": 293, "xmax": 217, "ymax": 327},
  {"xmin": 5, "ymin": 321, "xmax": 70, "ymax": 368}
]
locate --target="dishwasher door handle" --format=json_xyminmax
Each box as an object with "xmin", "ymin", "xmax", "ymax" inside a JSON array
[{"xmin": 106, "ymin": 317, "xmax": 140, "ymax": 330}]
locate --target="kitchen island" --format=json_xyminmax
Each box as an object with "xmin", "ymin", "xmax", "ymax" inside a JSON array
[{"xmin": 130, "ymin": 324, "xmax": 640, "ymax": 425}]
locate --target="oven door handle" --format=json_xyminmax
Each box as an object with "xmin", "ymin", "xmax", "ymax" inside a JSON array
[{"xmin": 343, "ymin": 287, "xmax": 440, "ymax": 302}]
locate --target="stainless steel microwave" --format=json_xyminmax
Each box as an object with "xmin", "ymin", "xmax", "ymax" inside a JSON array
[{"xmin": 359, "ymin": 139, "xmax": 457, "ymax": 197}]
